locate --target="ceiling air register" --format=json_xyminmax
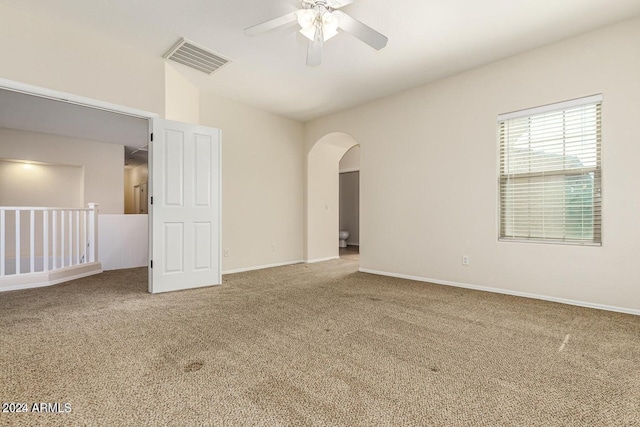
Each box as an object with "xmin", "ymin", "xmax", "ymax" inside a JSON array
[{"xmin": 164, "ymin": 38, "xmax": 231, "ymax": 75}]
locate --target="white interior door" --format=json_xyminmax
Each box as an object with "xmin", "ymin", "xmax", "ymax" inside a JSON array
[{"xmin": 149, "ymin": 119, "xmax": 221, "ymax": 293}]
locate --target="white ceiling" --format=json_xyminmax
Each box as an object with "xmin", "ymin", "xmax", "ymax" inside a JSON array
[{"xmin": 1, "ymin": 0, "xmax": 640, "ymax": 122}]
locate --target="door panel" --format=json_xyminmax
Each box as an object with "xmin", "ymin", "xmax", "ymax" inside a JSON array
[
  {"xmin": 194, "ymin": 222, "xmax": 212, "ymax": 270},
  {"xmin": 164, "ymin": 130, "xmax": 184, "ymax": 207},
  {"xmin": 164, "ymin": 222, "xmax": 184, "ymax": 273},
  {"xmin": 150, "ymin": 119, "xmax": 221, "ymax": 293}
]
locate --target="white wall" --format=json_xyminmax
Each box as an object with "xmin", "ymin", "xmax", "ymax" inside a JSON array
[
  {"xmin": 99, "ymin": 214, "xmax": 148, "ymax": 270},
  {"xmin": 199, "ymin": 91, "xmax": 305, "ymax": 272},
  {"xmin": 0, "ymin": 160, "xmax": 83, "ymax": 208},
  {"xmin": 339, "ymin": 145, "xmax": 360, "ymax": 172},
  {"xmin": 305, "ymin": 17, "xmax": 640, "ymax": 313},
  {"xmin": 0, "ymin": 128, "xmax": 124, "ymax": 214}
]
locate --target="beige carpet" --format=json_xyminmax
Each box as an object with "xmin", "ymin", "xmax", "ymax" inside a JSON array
[{"xmin": 1, "ymin": 258, "xmax": 638, "ymax": 426}]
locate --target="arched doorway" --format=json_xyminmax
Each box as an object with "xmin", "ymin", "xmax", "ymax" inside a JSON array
[
  {"xmin": 305, "ymin": 132, "xmax": 359, "ymax": 263},
  {"xmin": 339, "ymin": 145, "xmax": 360, "ymax": 260}
]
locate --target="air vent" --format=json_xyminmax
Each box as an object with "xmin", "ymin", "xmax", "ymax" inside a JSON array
[{"xmin": 163, "ymin": 38, "xmax": 231, "ymax": 75}]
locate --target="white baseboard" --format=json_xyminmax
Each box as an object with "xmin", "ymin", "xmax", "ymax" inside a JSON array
[
  {"xmin": 223, "ymin": 260, "xmax": 304, "ymax": 275},
  {"xmin": 359, "ymin": 268, "xmax": 640, "ymax": 317},
  {"xmin": 0, "ymin": 263, "xmax": 103, "ymax": 292},
  {"xmin": 305, "ymin": 256, "xmax": 340, "ymax": 264}
]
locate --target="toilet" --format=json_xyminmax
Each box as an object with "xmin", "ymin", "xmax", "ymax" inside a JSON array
[{"xmin": 339, "ymin": 230, "xmax": 350, "ymax": 248}]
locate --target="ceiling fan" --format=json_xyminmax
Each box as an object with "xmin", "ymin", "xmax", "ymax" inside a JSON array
[{"xmin": 244, "ymin": 0, "xmax": 388, "ymax": 67}]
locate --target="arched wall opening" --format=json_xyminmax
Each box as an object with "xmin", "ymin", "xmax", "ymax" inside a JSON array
[
  {"xmin": 305, "ymin": 132, "xmax": 359, "ymax": 262},
  {"xmin": 339, "ymin": 145, "xmax": 360, "ymax": 248}
]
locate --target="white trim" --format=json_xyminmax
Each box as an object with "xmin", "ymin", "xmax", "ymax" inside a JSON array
[
  {"xmin": 305, "ymin": 256, "xmax": 340, "ymax": 264},
  {"xmin": 0, "ymin": 263, "xmax": 103, "ymax": 292},
  {"xmin": 0, "ymin": 77, "xmax": 158, "ymax": 119},
  {"xmin": 223, "ymin": 260, "xmax": 303, "ymax": 275},
  {"xmin": 217, "ymin": 128, "xmax": 223, "ymax": 285},
  {"xmin": 358, "ymin": 268, "xmax": 640, "ymax": 317},
  {"xmin": 339, "ymin": 168, "xmax": 360, "ymax": 174},
  {"xmin": 497, "ymin": 94, "xmax": 603, "ymax": 122}
]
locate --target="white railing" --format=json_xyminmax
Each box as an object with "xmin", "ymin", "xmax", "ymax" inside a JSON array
[{"xmin": 0, "ymin": 203, "xmax": 98, "ymax": 277}]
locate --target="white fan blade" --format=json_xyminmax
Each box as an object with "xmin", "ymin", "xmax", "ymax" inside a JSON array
[
  {"xmin": 307, "ymin": 26, "xmax": 323, "ymax": 66},
  {"xmin": 244, "ymin": 12, "xmax": 298, "ymax": 36},
  {"xmin": 338, "ymin": 12, "xmax": 388, "ymax": 50}
]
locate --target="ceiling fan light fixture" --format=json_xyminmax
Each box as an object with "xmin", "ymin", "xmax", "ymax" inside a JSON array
[
  {"xmin": 300, "ymin": 25, "xmax": 317, "ymax": 41},
  {"xmin": 244, "ymin": 0, "xmax": 389, "ymax": 66},
  {"xmin": 298, "ymin": 10, "xmax": 341, "ymax": 41},
  {"xmin": 322, "ymin": 11, "xmax": 341, "ymax": 40},
  {"xmin": 295, "ymin": 9, "xmax": 316, "ymax": 29}
]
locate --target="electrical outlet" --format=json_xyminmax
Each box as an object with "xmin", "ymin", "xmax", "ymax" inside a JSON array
[
  {"xmin": 224, "ymin": 248, "xmax": 230, "ymax": 257},
  {"xmin": 462, "ymin": 255, "xmax": 470, "ymax": 266},
  {"xmin": 271, "ymin": 243, "xmax": 277, "ymax": 251}
]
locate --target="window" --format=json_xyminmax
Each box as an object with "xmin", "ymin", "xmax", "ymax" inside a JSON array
[{"xmin": 498, "ymin": 95, "xmax": 602, "ymax": 245}]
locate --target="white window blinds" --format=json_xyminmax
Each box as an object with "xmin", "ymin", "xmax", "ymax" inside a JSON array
[{"xmin": 498, "ymin": 95, "xmax": 602, "ymax": 245}]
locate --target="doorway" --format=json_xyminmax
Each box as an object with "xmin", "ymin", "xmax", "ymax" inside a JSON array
[
  {"xmin": 0, "ymin": 78, "xmax": 222, "ymax": 294},
  {"xmin": 133, "ymin": 182, "xmax": 149, "ymax": 214},
  {"xmin": 306, "ymin": 132, "xmax": 359, "ymax": 264},
  {"xmin": 0, "ymin": 79, "xmax": 154, "ymax": 291},
  {"xmin": 131, "ymin": 181, "xmax": 148, "ymax": 214},
  {"xmin": 339, "ymin": 145, "xmax": 360, "ymax": 262}
]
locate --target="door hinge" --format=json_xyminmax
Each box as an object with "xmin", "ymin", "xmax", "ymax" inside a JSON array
[
  {"xmin": 150, "ymin": 196, "xmax": 153, "ymax": 205},
  {"xmin": 150, "ymin": 133, "xmax": 153, "ymax": 142},
  {"xmin": 150, "ymin": 260, "xmax": 153, "ymax": 268}
]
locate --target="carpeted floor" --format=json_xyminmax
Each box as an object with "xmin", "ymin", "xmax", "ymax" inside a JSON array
[{"xmin": 1, "ymin": 258, "xmax": 639, "ymax": 426}]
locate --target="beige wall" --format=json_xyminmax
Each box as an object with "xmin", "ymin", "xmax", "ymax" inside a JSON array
[
  {"xmin": 0, "ymin": 160, "xmax": 83, "ymax": 208},
  {"xmin": 164, "ymin": 63, "xmax": 200, "ymax": 124},
  {"xmin": 0, "ymin": 4, "xmax": 165, "ymax": 117},
  {"xmin": 0, "ymin": 128, "xmax": 124, "ymax": 214},
  {"xmin": 200, "ymin": 91, "xmax": 305, "ymax": 272},
  {"xmin": 305, "ymin": 17, "xmax": 640, "ymax": 312},
  {"xmin": 124, "ymin": 164, "xmax": 149, "ymax": 214},
  {"xmin": 307, "ymin": 143, "xmax": 342, "ymax": 261},
  {"xmin": 167, "ymin": 58, "xmax": 306, "ymax": 273}
]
